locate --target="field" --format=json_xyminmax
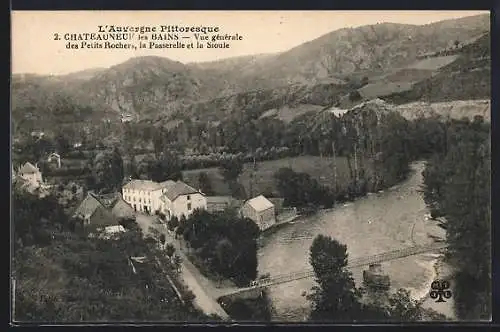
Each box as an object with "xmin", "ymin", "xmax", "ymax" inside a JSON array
[
  {"xmin": 356, "ymin": 55, "xmax": 461, "ymax": 101},
  {"xmin": 259, "ymin": 104, "xmax": 324, "ymax": 124},
  {"xmin": 407, "ymin": 55, "xmax": 458, "ymax": 70},
  {"xmin": 358, "ymin": 82, "xmax": 414, "ymax": 99},
  {"xmin": 182, "ymin": 156, "xmax": 352, "ymax": 199},
  {"xmin": 183, "ymin": 166, "xmax": 232, "ymax": 196},
  {"xmin": 382, "ymin": 68, "xmax": 434, "ymax": 83}
]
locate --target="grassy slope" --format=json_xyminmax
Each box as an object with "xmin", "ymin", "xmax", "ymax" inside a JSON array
[
  {"xmin": 259, "ymin": 104, "xmax": 325, "ymax": 124},
  {"xmin": 182, "ymin": 156, "xmax": 352, "ymax": 199},
  {"xmin": 357, "ymin": 55, "xmax": 459, "ymax": 100}
]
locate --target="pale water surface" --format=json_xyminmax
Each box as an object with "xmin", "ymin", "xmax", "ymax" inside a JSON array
[{"xmin": 257, "ymin": 161, "xmax": 453, "ymax": 321}]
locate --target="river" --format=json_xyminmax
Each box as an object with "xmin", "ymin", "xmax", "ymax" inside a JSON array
[{"xmin": 257, "ymin": 161, "xmax": 455, "ymax": 321}]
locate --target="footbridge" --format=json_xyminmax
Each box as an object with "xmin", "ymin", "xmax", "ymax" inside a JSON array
[{"xmin": 219, "ymin": 242, "xmax": 448, "ymax": 299}]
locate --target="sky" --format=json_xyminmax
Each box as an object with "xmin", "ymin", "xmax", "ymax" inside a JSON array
[{"xmin": 12, "ymin": 11, "xmax": 488, "ymax": 75}]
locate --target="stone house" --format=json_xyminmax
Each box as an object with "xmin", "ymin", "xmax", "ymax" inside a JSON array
[
  {"xmin": 160, "ymin": 181, "xmax": 207, "ymax": 220},
  {"xmin": 17, "ymin": 162, "xmax": 43, "ymax": 187},
  {"xmin": 241, "ymin": 195, "xmax": 276, "ymax": 231},
  {"xmin": 72, "ymin": 192, "xmax": 116, "ymax": 228}
]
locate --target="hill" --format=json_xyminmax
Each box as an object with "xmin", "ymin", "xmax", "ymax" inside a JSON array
[
  {"xmin": 11, "ymin": 14, "xmax": 490, "ymax": 136},
  {"xmin": 195, "ymin": 14, "xmax": 488, "ymax": 94},
  {"xmin": 11, "ymin": 74, "xmax": 118, "ymax": 138},
  {"xmin": 382, "ymin": 32, "xmax": 490, "ymax": 104}
]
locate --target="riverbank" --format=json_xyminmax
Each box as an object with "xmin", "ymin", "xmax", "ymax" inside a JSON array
[
  {"xmin": 420, "ymin": 254, "xmax": 456, "ymax": 320},
  {"xmin": 257, "ymin": 161, "xmax": 453, "ymax": 321},
  {"xmin": 218, "ymin": 290, "xmax": 274, "ymax": 322}
]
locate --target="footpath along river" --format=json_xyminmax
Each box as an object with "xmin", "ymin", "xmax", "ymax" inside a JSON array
[{"xmin": 257, "ymin": 161, "xmax": 455, "ymax": 321}]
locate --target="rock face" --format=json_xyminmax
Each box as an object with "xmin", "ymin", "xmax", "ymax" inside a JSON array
[{"xmin": 394, "ymin": 99, "xmax": 490, "ymax": 122}]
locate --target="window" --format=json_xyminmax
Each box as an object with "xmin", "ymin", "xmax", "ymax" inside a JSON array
[
  {"xmin": 187, "ymin": 203, "xmax": 192, "ymax": 210},
  {"xmin": 139, "ymin": 198, "xmax": 142, "ymax": 203},
  {"xmin": 187, "ymin": 195, "xmax": 191, "ymax": 201}
]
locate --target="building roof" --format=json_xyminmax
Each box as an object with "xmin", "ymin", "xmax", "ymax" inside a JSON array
[
  {"xmin": 123, "ymin": 179, "xmax": 164, "ymax": 191},
  {"xmin": 159, "ymin": 180, "xmax": 176, "ymax": 188},
  {"xmin": 18, "ymin": 162, "xmax": 39, "ymax": 174},
  {"xmin": 73, "ymin": 193, "xmax": 106, "ymax": 219},
  {"xmin": 97, "ymin": 192, "xmax": 121, "ymax": 208},
  {"xmin": 245, "ymin": 195, "xmax": 274, "ymax": 212},
  {"xmin": 111, "ymin": 198, "xmax": 135, "ymax": 219},
  {"xmin": 163, "ymin": 181, "xmax": 199, "ymax": 201}
]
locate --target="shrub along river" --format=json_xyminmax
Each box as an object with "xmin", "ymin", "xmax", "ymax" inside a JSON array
[{"xmin": 257, "ymin": 161, "xmax": 455, "ymax": 321}]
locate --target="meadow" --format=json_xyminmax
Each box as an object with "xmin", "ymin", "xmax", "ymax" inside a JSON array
[{"xmin": 182, "ymin": 156, "xmax": 352, "ymax": 199}]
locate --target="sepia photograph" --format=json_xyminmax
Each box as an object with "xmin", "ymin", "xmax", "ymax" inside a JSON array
[{"xmin": 10, "ymin": 10, "xmax": 491, "ymax": 324}]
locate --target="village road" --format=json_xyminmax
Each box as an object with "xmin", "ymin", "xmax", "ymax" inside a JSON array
[{"xmin": 134, "ymin": 213, "xmax": 231, "ymax": 319}]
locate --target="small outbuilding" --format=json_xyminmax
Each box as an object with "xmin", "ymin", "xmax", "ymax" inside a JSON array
[{"xmin": 241, "ymin": 195, "xmax": 276, "ymax": 231}]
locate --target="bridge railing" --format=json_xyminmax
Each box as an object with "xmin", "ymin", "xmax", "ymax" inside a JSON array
[{"xmin": 252, "ymin": 243, "xmax": 447, "ymax": 288}]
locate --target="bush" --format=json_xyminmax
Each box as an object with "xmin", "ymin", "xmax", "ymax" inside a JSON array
[{"xmin": 119, "ymin": 216, "xmax": 139, "ymax": 231}]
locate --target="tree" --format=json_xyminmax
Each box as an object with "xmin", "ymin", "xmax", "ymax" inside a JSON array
[
  {"xmin": 215, "ymin": 238, "xmax": 234, "ymax": 271},
  {"xmin": 387, "ymin": 289, "xmax": 424, "ymax": 321},
  {"xmin": 307, "ymin": 235, "xmax": 363, "ymax": 322},
  {"xmin": 198, "ymin": 172, "xmax": 214, "ymax": 196},
  {"xmin": 219, "ymin": 158, "xmax": 243, "ymax": 182},
  {"xmin": 54, "ymin": 134, "xmax": 71, "ymax": 154},
  {"xmin": 173, "ymin": 255, "xmax": 182, "ymax": 273},
  {"xmin": 92, "ymin": 148, "xmax": 124, "ymax": 193},
  {"xmin": 110, "ymin": 146, "xmax": 125, "ymax": 187},
  {"xmin": 118, "ymin": 216, "xmax": 139, "ymax": 231},
  {"xmin": 159, "ymin": 234, "xmax": 166, "ymax": 246},
  {"xmin": 178, "ymin": 210, "xmax": 259, "ymax": 286},
  {"xmin": 151, "ymin": 152, "xmax": 183, "ymax": 182},
  {"xmin": 165, "ymin": 243, "xmax": 176, "ymax": 260},
  {"xmin": 274, "ymin": 168, "xmax": 334, "ymax": 208},
  {"xmin": 168, "ymin": 216, "xmax": 179, "ymax": 231},
  {"xmin": 422, "ymin": 118, "xmax": 491, "ymax": 320}
]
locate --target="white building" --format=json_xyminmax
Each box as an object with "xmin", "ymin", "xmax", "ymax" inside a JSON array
[
  {"xmin": 17, "ymin": 162, "xmax": 43, "ymax": 187},
  {"xmin": 122, "ymin": 179, "xmax": 174, "ymax": 214},
  {"xmin": 160, "ymin": 181, "xmax": 207, "ymax": 220},
  {"xmin": 122, "ymin": 179, "xmax": 207, "ymax": 219}
]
